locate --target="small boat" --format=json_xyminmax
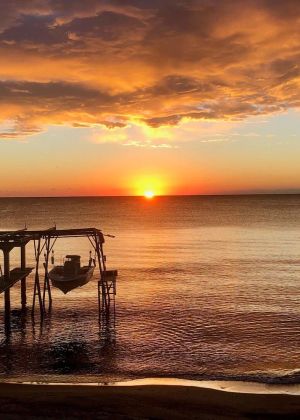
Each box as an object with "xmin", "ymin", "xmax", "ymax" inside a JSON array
[{"xmin": 49, "ymin": 255, "xmax": 94, "ymax": 294}]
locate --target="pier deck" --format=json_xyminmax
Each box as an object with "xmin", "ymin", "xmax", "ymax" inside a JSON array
[{"xmin": 0, "ymin": 268, "xmax": 33, "ymax": 294}]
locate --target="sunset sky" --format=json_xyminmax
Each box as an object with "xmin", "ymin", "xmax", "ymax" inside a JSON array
[{"xmin": 0, "ymin": 0, "xmax": 299, "ymax": 196}]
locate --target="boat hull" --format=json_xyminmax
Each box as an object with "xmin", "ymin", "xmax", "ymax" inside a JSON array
[{"xmin": 49, "ymin": 266, "xmax": 95, "ymax": 294}]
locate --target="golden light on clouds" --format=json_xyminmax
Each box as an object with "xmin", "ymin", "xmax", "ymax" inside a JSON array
[{"xmin": 0, "ymin": 0, "xmax": 299, "ymax": 141}]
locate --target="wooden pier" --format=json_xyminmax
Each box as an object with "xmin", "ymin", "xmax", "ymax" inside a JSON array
[{"xmin": 0, "ymin": 227, "xmax": 117, "ymax": 330}]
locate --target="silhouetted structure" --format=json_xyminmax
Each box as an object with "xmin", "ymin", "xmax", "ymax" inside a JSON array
[{"xmin": 0, "ymin": 228, "xmax": 117, "ymax": 330}]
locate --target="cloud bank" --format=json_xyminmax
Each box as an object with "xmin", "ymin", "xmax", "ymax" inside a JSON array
[{"xmin": 0, "ymin": 0, "xmax": 299, "ymax": 138}]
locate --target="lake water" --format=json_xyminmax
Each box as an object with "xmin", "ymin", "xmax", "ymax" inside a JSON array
[{"xmin": 0, "ymin": 195, "xmax": 299, "ymax": 383}]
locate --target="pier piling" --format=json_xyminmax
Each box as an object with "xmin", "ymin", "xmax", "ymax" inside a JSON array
[
  {"xmin": 20, "ymin": 245, "xmax": 26, "ymax": 310},
  {"xmin": 3, "ymin": 249, "xmax": 11, "ymax": 325}
]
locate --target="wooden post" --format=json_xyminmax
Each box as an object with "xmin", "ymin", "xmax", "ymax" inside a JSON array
[
  {"xmin": 100, "ymin": 241, "xmax": 111, "ymax": 311},
  {"xmin": 98, "ymin": 280, "xmax": 101, "ymax": 323},
  {"xmin": 32, "ymin": 238, "xmax": 44, "ymax": 318},
  {"xmin": 3, "ymin": 249, "xmax": 10, "ymax": 325},
  {"xmin": 42, "ymin": 236, "xmax": 52, "ymax": 311},
  {"xmin": 21, "ymin": 245, "xmax": 26, "ymax": 310},
  {"xmin": 96, "ymin": 233, "xmax": 111, "ymax": 319}
]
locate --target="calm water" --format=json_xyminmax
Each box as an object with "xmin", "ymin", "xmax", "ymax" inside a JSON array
[{"xmin": 0, "ymin": 195, "xmax": 299, "ymax": 383}]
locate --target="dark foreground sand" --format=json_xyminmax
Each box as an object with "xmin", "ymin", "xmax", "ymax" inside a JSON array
[{"xmin": 0, "ymin": 380, "xmax": 299, "ymax": 419}]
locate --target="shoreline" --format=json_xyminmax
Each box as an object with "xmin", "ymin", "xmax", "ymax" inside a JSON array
[
  {"xmin": 0, "ymin": 379, "xmax": 299, "ymax": 419},
  {"xmin": 2, "ymin": 377, "xmax": 300, "ymax": 395}
]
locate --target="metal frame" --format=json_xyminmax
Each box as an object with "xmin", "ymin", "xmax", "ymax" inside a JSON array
[{"xmin": 0, "ymin": 227, "xmax": 116, "ymax": 328}]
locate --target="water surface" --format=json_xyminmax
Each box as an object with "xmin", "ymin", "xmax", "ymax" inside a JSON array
[{"xmin": 0, "ymin": 195, "xmax": 299, "ymax": 383}]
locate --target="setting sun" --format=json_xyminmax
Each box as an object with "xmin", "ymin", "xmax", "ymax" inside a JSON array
[
  {"xmin": 144, "ymin": 191, "xmax": 155, "ymax": 199},
  {"xmin": 128, "ymin": 174, "xmax": 168, "ymax": 197}
]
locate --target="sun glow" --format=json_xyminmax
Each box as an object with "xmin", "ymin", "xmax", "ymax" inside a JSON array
[
  {"xmin": 144, "ymin": 190, "xmax": 155, "ymax": 199},
  {"xmin": 128, "ymin": 174, "xmax": 167, "ymax": 197}
]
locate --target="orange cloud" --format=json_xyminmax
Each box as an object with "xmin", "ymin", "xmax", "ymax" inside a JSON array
[{"xmin": 0, "ymin": 0, "xmax": 299, "ymax": 140}]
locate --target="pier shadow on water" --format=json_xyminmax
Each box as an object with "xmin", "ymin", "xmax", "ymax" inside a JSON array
[
  {"xmin": 45, "ymin": 340, "xmax": 91, "ymax": 373},
  {"xmin": 0, "ymin": 308, "xmax": 117, "ymax": 378}
]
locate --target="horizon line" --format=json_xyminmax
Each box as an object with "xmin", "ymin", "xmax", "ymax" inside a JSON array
[{"xmin": 1, "ymin": 192, "xmax": 300, "ymax": 199}]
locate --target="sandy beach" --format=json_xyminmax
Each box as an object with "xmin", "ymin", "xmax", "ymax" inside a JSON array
[{"xmin": 0, "ymin": 379, "xmax": 299, "ymax": 419}]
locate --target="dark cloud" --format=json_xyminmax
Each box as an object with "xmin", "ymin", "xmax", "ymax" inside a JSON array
[
  {"xmin": 0, "ymin": 15, "xmax": 68, "ymax": 45},
  {"xmin": 65, "ymin": 11, "xmax": 144, "ymax": 42},
  {"xmin": 0, "ymin": 0, "xmax": 299, "ymax": 138},
  {"xmin": 143, "ymin": 75, "xmax": 215, "ymax": 96},
  {"xmin": 0, "ymin": 80, "xmax": 114, "ymax": 107}
]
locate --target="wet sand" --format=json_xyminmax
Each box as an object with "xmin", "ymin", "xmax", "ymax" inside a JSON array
[{"xmin": 0, "ymin": 379, "xmax": 299, "ymax": 419}]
